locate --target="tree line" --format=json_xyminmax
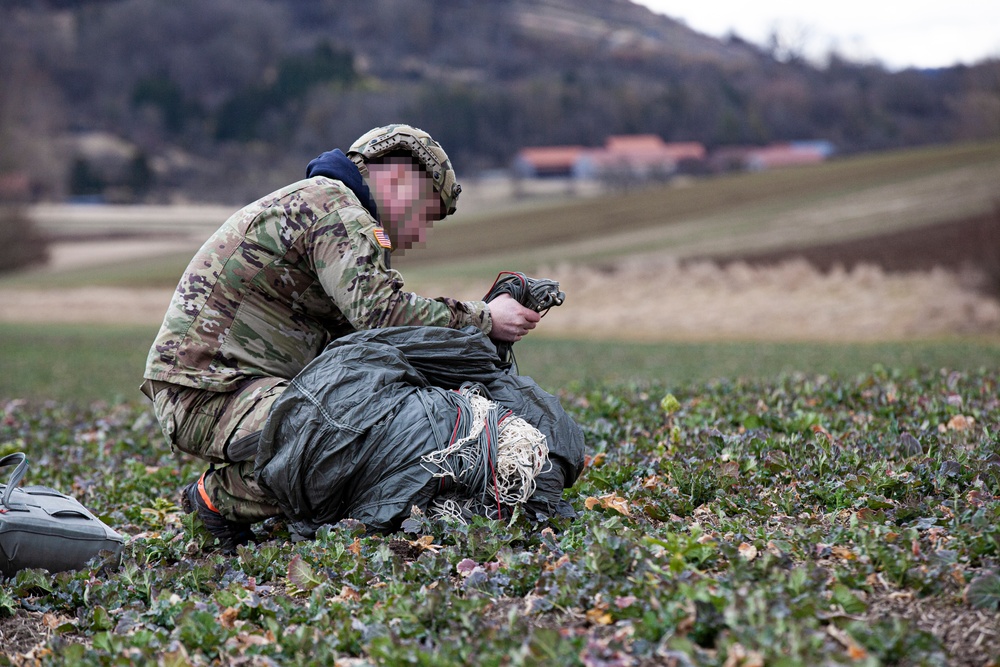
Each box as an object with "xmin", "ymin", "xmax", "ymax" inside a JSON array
[{"xmin": 1, "ymin": 0, "xmax": 999, "ymax": 209}]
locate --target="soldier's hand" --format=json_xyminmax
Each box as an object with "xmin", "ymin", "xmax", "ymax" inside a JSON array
[{"xmin": 487, "ymin": 293, "xmax": 541, "ymax": 342}]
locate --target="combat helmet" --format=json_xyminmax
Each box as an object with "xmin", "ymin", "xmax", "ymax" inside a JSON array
[{"xmin": 348, "ymin": 124, "xmax": 462, "ymax": 215}]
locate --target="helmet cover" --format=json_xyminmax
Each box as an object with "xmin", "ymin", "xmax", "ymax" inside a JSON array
[{"xmin": 348, "ymin": 124, "xmax": 461, "ymax": 215}]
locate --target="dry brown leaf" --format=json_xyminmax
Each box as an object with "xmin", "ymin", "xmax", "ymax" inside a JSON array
[
  {"xmin": 602, "ymin": 493, "xmax": 631, "ymax": 516},
  {"xmin": 233, "ymin": 632, "xmax": 273, "ymax": 649},
  {"xmin": 642, "ymin": 474, "xmax": 661, "ymax": 489},
  {"xmin": 724, "ymin": 642, "xmax": 765, "ymax": 667},
  {"xmin": 347, "ymin": 537, "xmax": 362, "ymax": 556},
  {"xmin": 830, "ymin": 546, "xmax": 856, "ymax": 561},
  {"xmin": 827, "ymin": 625, "xmax": 869, "ymax": 661},
  {"xmin": 41, "ymin": 613, "xmax": 60, "ymax": 629},
  {"xmin": 615, "ymin": 595, "xmax": 637, "ymax": 609},
  {"xmin": 334, "ymin": 585, "xmax": 361, "ymax": 603},
  {"xmin": 544, "ymin": 554, "xmax": 571, "ymax": 572},
  {"xmin": 408, "ymin": 535, "xmax": 443, "ymax": 553},
  {"xmin": 585, "ymin": 493, "xmax": 632, "ymax": 516},
  {"xmin": 676, "ymin": 599, "xmax": 696, "ymax": 635},
  {"xmin": 585, "ymin": 606, "xmax": 613, "ymax": 626},
  {"xmin": 766, "ymin": 541, "xmax": 784, "ymax": 558},
  {"xmin": 946, "ymin": 415, "xmax": 975, "ymax": 431},
  {"xmin": 738, "ymin": 543, "xmax": 758, "ymax": 561},
  {"xmin": 811, "ymin": 424, "xmax": 834, "ymax": 442},
  {"xmin": 219, "ymin": 606, "xmax": 239, "ymax": 629},
  {"xmin": 847, "ymin": 643, "xmax": 869, "ymax": 661}
]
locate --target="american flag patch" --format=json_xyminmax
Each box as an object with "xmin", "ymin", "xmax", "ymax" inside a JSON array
[{"xmin": 373, "ymin": 227, "xmax": 392, "ymax": 249}]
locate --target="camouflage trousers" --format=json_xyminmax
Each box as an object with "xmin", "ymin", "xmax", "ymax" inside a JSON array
[{"xmin": 145, "ymin": 377, "xmax": 288, "ymax": 523}]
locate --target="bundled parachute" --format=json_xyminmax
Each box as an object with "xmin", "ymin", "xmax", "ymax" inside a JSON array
[{"xmin": 255, "ymin": 326, "xmax": 585, "ymax": 538}]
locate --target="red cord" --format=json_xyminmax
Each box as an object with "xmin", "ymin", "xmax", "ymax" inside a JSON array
[
  {"xmin": 448, "ymin": 407, "xmax": 462, "ymax": 445},
  {"xmin": 484, "ymin": 271, "xmax": 527, "ymax": 301}
]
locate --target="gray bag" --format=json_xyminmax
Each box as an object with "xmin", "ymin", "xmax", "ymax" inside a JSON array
[{"xmin": 0, "ymin": 453, "xmax": 124, "ymax": 576}]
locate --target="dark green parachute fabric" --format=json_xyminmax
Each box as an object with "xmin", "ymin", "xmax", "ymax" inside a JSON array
[{"xmin": 255, "ymin": 326, "xmax": 585, "ymax": 537}]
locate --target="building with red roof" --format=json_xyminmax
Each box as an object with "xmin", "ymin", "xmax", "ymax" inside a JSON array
[{"xmin": 513, "ymin": 135, "xmax": 707, "ymax": 180}]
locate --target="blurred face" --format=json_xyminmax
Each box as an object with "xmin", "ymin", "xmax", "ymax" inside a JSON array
[{"xmin": 367, "ymin": 157, "xmax": 445, "ymax": 252}]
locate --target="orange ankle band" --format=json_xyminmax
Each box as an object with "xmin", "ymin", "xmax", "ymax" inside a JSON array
[{"xmin": 197, "ymin": 473, "xmax": 221, "ymax": 514}]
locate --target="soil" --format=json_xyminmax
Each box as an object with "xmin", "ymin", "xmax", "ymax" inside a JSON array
[
  {"xmin": 0, "ymin": 610, "xmax": 54, "ymax": 660},
  {"xmin": 43, "ymin": 236, "xmax": 201, "ymax": 272},
  {"xmin": 864, "ymin": 587, "xmax": 1000, "ymax": 666},
  {"xmin": 0, "ymin": 286, "xmax": 174, "ymax": 326},
  {"xmin": 713, "ymin": 211, "xmax": 1000, "ymax": 276}
]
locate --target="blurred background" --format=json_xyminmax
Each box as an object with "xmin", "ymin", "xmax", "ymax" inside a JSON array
[{"xmin": 1, "ymin": 0, "xmax": 999, "ymax": 400}]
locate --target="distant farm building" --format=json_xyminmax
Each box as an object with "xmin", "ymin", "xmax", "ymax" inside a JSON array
[
  {"xmin": 745, "ymin": 141, "xmax": 834, "ymax": 170},
  {"xmin": 576, "ymin": 135, "xmax": 706, "ymax": 179},
  {"xmin": 512, "ymin": 146, "xmax": 587, "ymax": 178},
  {"xmin": 710, "ymin": 141, "xmax": 835, "ymax": 172},
  {"xmin": 513, "ymin": 135, "xmax": 707, "ymax": 181},
  {"xmin": 515, "ymin": 136, "xmax": 833, "ymax": 183}
]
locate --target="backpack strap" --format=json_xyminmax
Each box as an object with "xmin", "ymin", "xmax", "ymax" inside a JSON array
[{"xmin": 0, "ymin": 452, "xmax": 28, "ymax": 511}]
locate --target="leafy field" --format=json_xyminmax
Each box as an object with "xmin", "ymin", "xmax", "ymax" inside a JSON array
[{"xmin": 2, "ymin": 366, "xmax": 1000, "ymax": 665}]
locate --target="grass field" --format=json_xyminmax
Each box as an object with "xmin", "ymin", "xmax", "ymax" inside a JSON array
[
  {"xmin": 0, "ymin": 324, "xmax": 155, "ymax": 404},
  {"xmin": 3, "ymin": 322, "xmax": 1000, "ymax": 404}
]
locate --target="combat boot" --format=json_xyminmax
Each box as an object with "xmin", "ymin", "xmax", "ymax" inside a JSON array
[{"xmin": 181, "ymin": 471, "xmax": 254, "ymax": 552}]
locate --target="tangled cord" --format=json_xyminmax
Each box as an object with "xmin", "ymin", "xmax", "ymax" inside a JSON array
[
  {"xmin": 421, "ymin": 383, "xmax": 550, "ymax": 523},
  {"xmin": 483, "ymin": 272, "xmax": 566, "ymax": 371}
]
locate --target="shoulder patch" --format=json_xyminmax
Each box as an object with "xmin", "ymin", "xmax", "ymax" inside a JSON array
[{"xmin": 373, "ymin": 226, "xmax": 393, "ymax": 250}]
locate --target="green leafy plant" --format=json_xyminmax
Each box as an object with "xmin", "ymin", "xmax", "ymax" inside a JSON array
[{"xmin": 2, "ymin": 368, "xmax": 1000, "ymax": 664}]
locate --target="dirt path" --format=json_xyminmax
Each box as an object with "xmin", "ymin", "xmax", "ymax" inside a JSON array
[
  {"xmin": 0, "ymin": 286, "xmax": 174, "ymax": 326},
  {"xmin": 43, "ymin": 237, "xmax": 202, "ymax": 272}
]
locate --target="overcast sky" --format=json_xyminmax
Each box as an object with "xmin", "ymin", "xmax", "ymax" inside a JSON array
[{"xmin": 633, "ymin": 1, "xmax": 1000, "ymax": 70}]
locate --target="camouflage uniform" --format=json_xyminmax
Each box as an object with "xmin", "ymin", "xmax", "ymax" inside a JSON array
[{"xmin": 143, "ymin": 176, "xmax": 491, "ymax": 522}]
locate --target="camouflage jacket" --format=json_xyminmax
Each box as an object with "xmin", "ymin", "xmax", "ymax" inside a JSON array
[{"xmin": 143, "ymin": 177, "xmax": 492, "ymax": 392}]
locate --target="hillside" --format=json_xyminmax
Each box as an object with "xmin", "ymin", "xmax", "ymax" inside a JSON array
[
  {"xmin": 1, "ymin": 0, "xmax": 998, "ymax": 205},
  {"xmin": 297, "ymin": 0, "xmax": 761, "ymax": 77}
]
